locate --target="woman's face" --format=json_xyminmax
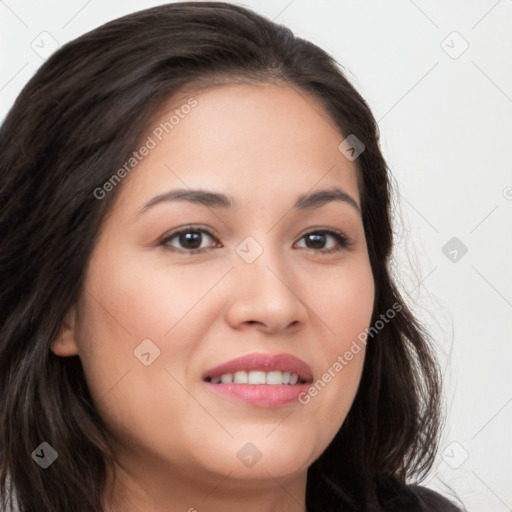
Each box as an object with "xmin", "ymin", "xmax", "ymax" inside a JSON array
[{"xmin": 54, "ymin": 83, "xmax": 374, "ymax": 492}]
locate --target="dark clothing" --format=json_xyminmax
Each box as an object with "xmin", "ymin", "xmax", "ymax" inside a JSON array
[{"xmin": 307, "ymin": 474, "xmax": 462, "ymax": 512}]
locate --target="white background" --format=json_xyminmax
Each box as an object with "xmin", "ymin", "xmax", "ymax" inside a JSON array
[{"xmin": 1, "ymin": 1, "xmax": 511, "ymax": 510}]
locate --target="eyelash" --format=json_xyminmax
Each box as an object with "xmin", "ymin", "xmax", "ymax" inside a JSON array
[{"xmin": 159, "ymin": 224, "xmax": 352, "ymax": 255}]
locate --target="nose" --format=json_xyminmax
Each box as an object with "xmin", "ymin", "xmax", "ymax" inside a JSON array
[{"xmin": 225, "ymin": 248, "xmax": 309, "ymax": 334}]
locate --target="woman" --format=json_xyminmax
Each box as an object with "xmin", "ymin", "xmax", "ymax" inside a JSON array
[{"xmin": 0, "ymin": 2, "xmax": 463, "ymax": 511}]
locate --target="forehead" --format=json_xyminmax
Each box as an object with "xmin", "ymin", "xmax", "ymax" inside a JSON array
[{"xmin": 114, "ymin": 82, "xmax": 360, "ymax": 211}]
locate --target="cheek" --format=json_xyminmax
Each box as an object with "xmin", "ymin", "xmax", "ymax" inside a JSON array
[
  {"xmin": 76, "ymin": 252, "xmax": 229, "ymax": 403},
  {"xmin": 93, "ymin": 251, "xmax": 233, "ymax": 335},
  {"xmin": 298, "ymin": 258, "xmax": 374, "ymax": 430},
  {"xmin": 313, "ymin": 255, "xmax": 375, "ymax": 349}
]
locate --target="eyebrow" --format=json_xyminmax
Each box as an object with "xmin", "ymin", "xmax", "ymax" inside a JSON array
[{"xmin": 138, "ymin": 186, "xmax": 360, "ymax": 214}]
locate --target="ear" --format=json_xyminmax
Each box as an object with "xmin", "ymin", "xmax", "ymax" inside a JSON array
[{"xmin": 51, "ymin": 305, "xmax": 80, "ymax": 357}]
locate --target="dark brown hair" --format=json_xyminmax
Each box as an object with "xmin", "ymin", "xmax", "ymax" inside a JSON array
[{"xmin": 0, "ymin": 2, "xmax": 461, "ymax": 511}]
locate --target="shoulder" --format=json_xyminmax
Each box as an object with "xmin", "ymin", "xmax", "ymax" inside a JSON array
[
  {"xmin": 306, "ymin": 472, "xmax": 463, "ymax": 512},
  {"xmin": 377, "ymin": 478, "xmax": 463, "ymax": 512},
  {"xmin": 411, "ymin": 485, "xmax": 462, "ymax": 511}
]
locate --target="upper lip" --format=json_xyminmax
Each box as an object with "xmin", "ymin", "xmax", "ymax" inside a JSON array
[{"xmin": 203, "ymin": 353, "xmax": 313, "ymax": 382}]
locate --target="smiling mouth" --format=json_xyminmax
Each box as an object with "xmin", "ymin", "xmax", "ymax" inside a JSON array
[
  {"xmin": 202, "ymin": 353, "xmax": 313, "ymax": 407},
  {"xmin": 204, "ymin": 370, "xmax": 308, "ymax": 385}
]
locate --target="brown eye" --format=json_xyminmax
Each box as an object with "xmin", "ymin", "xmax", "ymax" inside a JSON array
[
  {"xmin": 294, "ymin": 230, "xmax": 351, "ymax": 254},
  {"xmin": 161, "ymin": 227, "xmax": 220, "ymax": 254}
]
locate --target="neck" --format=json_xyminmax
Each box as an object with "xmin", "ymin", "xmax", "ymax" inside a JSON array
[{"xmin": 103, "ymin": 455, "xmax": 308, "ymax": 512}]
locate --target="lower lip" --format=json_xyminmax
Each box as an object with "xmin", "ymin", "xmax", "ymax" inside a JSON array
[{"xmin": 204, "ymin": 382, "xmax": 310, "ymax": 407}]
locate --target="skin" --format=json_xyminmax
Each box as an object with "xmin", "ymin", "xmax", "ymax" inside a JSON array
[{"xmin": 52, "ymin": 82, "xmax": 375, "ymax": 512}]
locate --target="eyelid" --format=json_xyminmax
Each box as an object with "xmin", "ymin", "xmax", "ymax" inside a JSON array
[
  {"xmin": 161, "ymin": 223, "xmax": 220, "ymax": 239},
  {"xmin": 297, "ymin": 226, "xmax": 351, "ymax": 244}
]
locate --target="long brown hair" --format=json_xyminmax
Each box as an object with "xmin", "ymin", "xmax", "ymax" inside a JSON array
[{"xmin": 0, "ymin": 3, "xmax": 459, "ymax": 510}]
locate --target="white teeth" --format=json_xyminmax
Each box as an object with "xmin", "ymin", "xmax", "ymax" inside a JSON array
[
  {"xmin": 233, "ymin": 371, "xmax": 248, "ymax": 384},
  {"xmin": 266, "ymin": 371, "xmax": 282, "ymax": 385},
  {"xmin": 211, "ymin": 371, "xmax": 302, "ymax": 385},
  {"xmin": 248, "ymin": 371, "xmax": 266, "ymax": 384}
]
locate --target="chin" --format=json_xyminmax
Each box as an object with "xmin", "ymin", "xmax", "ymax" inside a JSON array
[{"xmin": 196, "ymin": 431, "xmax": 318, "ymax": 481}]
